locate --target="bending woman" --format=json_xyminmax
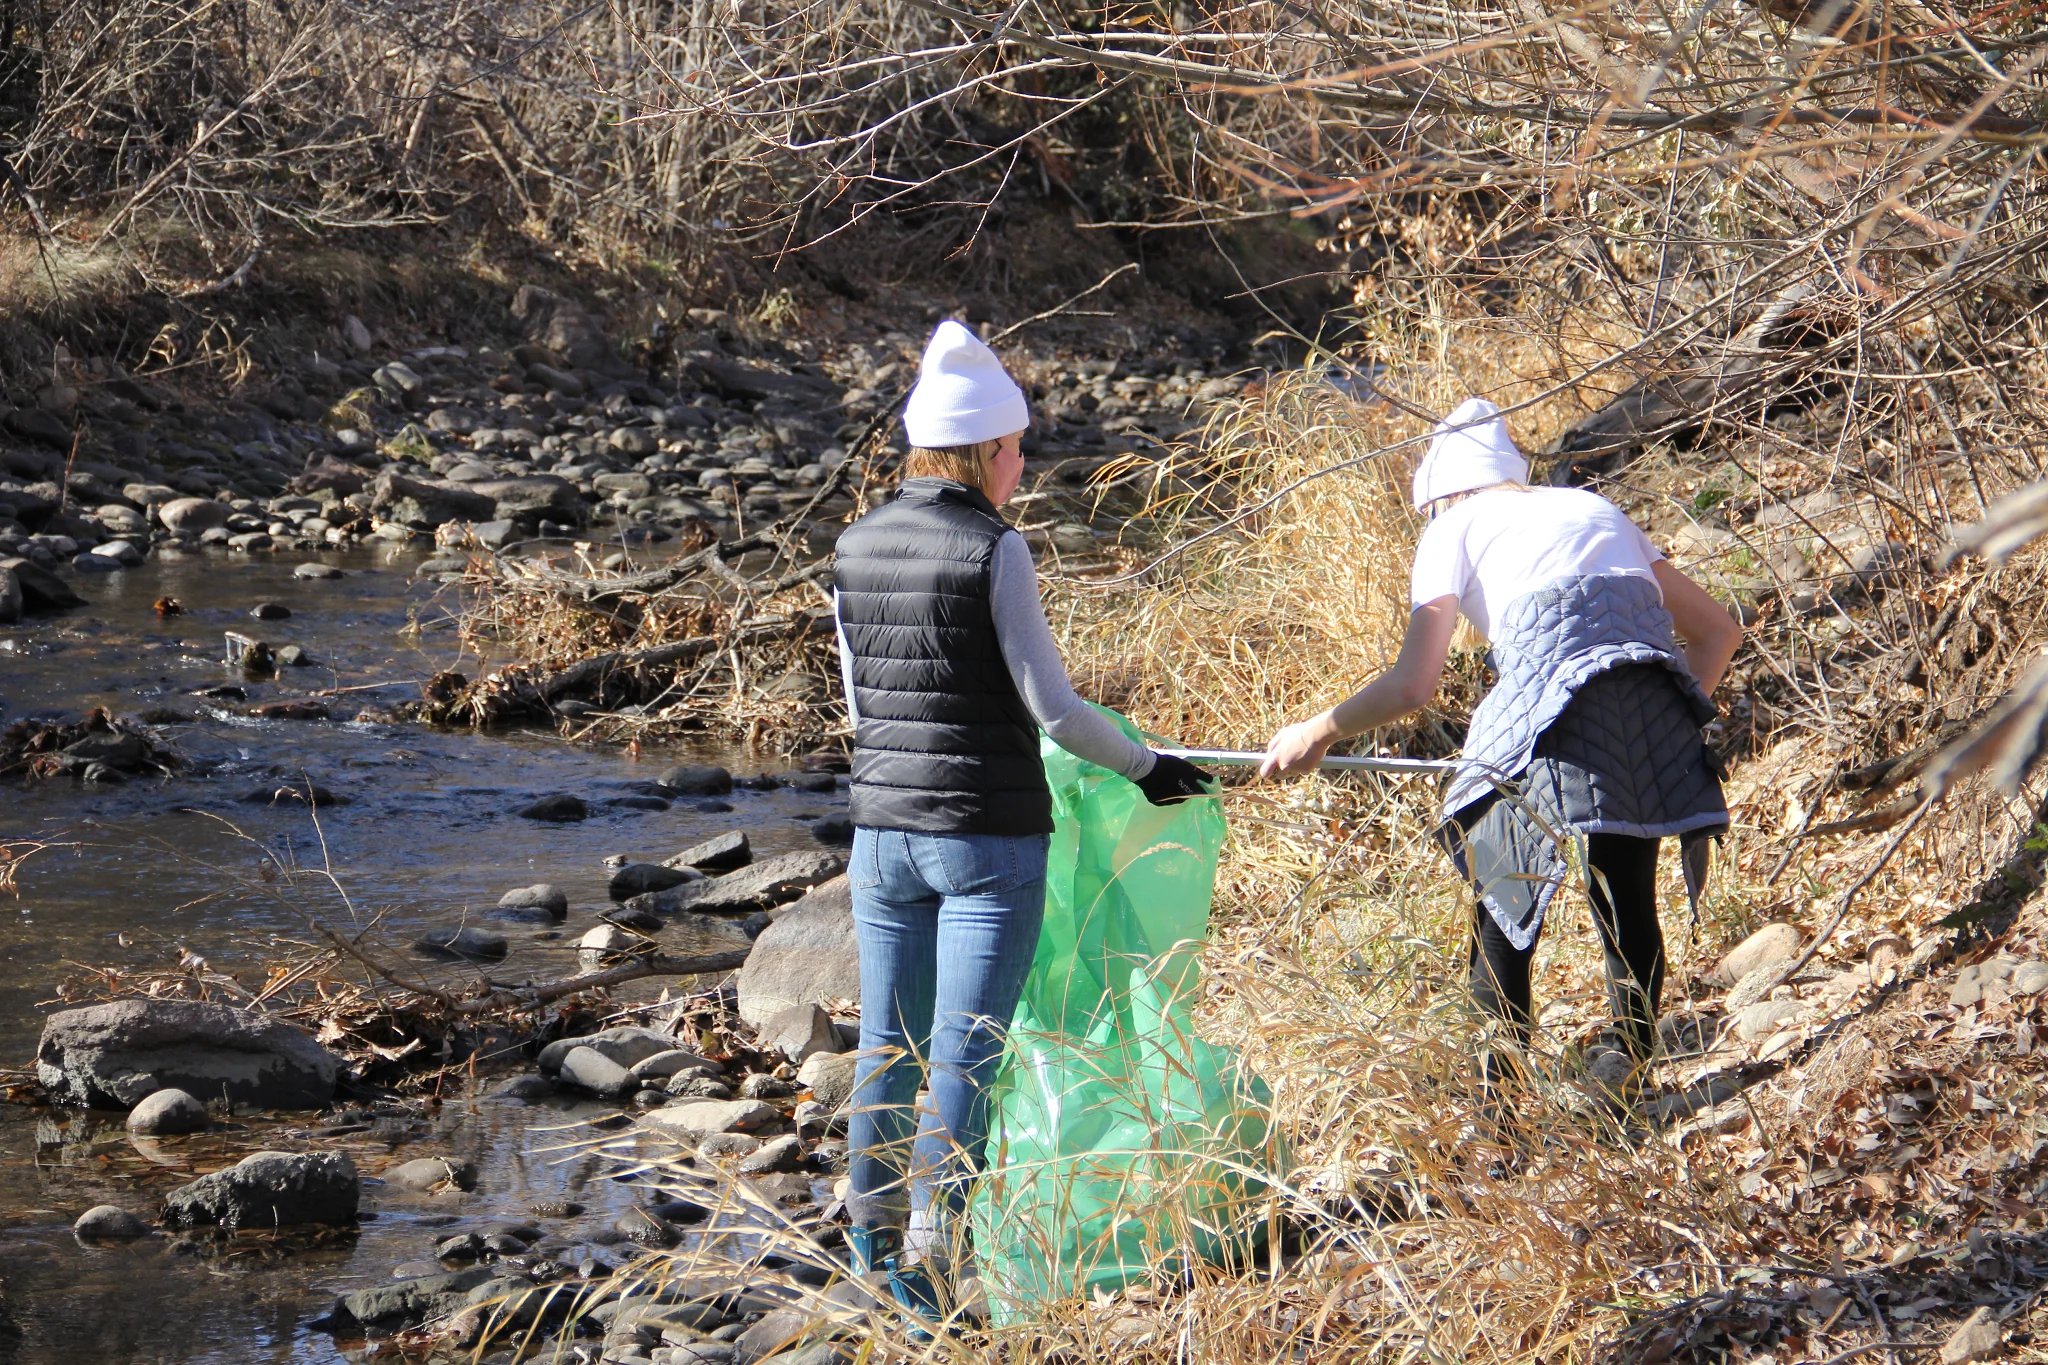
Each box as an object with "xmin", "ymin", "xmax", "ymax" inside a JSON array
[
  {"xmin": 1260, "ymin": 398, "xmax": 1741, "ymax": 1101},
  {"xmin": 832, "ymin": 321, "xmax": 1210, "ymax": 1312}
]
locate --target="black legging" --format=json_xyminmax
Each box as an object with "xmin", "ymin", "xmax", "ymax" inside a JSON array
[{"xmin": 1468, "ymin": 832, "xmax": 1665, "ymax": 1064}]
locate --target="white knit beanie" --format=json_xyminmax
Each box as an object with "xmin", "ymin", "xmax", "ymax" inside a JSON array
[
  {"xmin": 901, "ymin": 320, "xmax": 1029, "ymax": 448},
  {"xmin": 1410, "ymin": 397, "xmax": 1530, "ymax": 509}
]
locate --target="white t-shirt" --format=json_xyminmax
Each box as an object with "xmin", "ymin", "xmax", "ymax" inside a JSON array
[{"xmin": 1409, "ymin": 486, "xmax": 1664, "ymax": 641}]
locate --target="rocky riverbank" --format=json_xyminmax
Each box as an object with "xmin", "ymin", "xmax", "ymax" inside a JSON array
[
  {"xmin": 0, "ymin": 285, "xmax": 1253, "ymax": 620},
  {"xmin": 33, "ymin": 846, "xmax": 895, "ymax": 1364}
]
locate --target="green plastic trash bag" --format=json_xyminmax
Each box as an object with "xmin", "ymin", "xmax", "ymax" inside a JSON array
[{"xmin": 969, "ymin": 708, "xmax": 1288, "ymax": 1317}]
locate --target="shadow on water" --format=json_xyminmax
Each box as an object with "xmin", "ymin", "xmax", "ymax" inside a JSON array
[{"xmin": 0, "ymin": 547, "xmax": 848, "ymax": 1363}]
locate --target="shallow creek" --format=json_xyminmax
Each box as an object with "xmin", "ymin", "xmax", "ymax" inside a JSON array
[{"xmin": 0, "ymin": 549, "xmax": 844, "ymax": 1363}]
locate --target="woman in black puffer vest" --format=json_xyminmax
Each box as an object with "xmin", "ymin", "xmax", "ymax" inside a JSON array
[{"xmin": 832, "ymin": 321, "xmax": 1209, "ymax": 1322}]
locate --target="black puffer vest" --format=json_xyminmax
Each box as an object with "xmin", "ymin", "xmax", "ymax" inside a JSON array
[{"xmin": 833, "ymin": 477, "xmax": 1052, "ymax": 834}]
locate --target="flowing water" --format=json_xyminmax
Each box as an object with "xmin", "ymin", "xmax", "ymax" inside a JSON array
[{"xmin": 0, "ymin": 548, "xmax": 844, "ymax": 1363}]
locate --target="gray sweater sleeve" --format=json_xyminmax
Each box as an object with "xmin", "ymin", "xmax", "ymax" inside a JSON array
[
  {"xmin": 834, "ymin": 590, "xmax": 860, "ymax": 728},
  {"xmin": 990, "ymin": 532, "xmax": 1156, "ymax": 780}
]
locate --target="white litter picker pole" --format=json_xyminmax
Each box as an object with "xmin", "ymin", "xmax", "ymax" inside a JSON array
[{"xmin": 1155, "ymin": 748, "xmax": 1458, "ymax": 775}]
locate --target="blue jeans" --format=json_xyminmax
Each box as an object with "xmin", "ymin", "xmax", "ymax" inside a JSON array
[{"xmin": 846, "ymin": 826, "xmax": 1048, "ymax": 1230}]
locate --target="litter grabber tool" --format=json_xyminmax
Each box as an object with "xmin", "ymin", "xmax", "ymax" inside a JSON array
[{"xmin": 1155, "ymin": 748, "xmax": 1458, "ymax": 775}]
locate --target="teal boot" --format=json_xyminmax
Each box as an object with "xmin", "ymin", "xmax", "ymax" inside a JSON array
[{"xmin": 846, "ymin": 1224, "xmax": 902, "ymax": 1277}]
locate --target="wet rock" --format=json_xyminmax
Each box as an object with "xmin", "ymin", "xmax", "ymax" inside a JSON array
[
  {"xmin": 240, "ymin": 782, "xmax": 340, "ymax": 807},
  {"xmin": 640, "ymin": 1099, "xmax": 781, "ymax": 1140},
  {"xmin": 1715, "ymin": 923, "xmax": 1803, "ymax": 985},
  {"xmin": 657, "ymin": 764, "xmax": 733, "ymax": 796},
  {"xmin": 162, "ymin": 1150, "xmax": 360, "ymax": 1228},
  {"xmin": 809, "ymin": 816, "xmax": 853, "ymax": 846},
  {"xmin": 608, "ymin": 904, "xmax": 666, "ymax": 932},
  {"xmin": 560, "ymin": 1046, "xmax": 638, "ymax": 1098},
  {"xmin": 578, "ymin": 922, "xmax": 646, "ymax": 970},
  {"xmin": 1, "ymin": 556, "xmax": 85, "ymax": 609},
  {"xmin": 760, "ymin": 1004, "xmax": 843, "ymax": 1065},
  {"xmin": 610, "ymin": 863, "xmax": 700, "ymax": 900},
  {"xmin": 330, "ymin": 1266, "xmax": 496, "ymax": 1333},
  {"xmin": 608, "ymin": 795, "xmax": 674, "ymax": 812},
  {"xmin": 697, "ymin": 1132, "xmax": 761, "ymax": 1160},
  {"xmin": 385, "ymin": 1157, "xmax": 479, "ymax": 1192},
  {"xmin": 537, "ymin": 1026, "xmax": 675, "ymax": 1075},
  {"xmin": 517, "ymin": 793, "xmax": 588, "ymax": 822},
  {"xmin": 796, "ymin": 1053, "xmax": 857, "ymax": 1112},
  {"xmin": 668, "ymin": 831, "xmax": 751, "ymax": 873},
  {"xmin": 650, "ymin": 852, "xmax": 846, "ymax": 915},
  {"xmin": 37, "ymin": 998, "xmax": 340, "ymax": 1109},
  {"xmin": 126, "ymin": 1087, "xmax": 209, "ymax": 1135},
  {"xmin": 615, "ymin": 1206, "xmax": 682, "ymax": 1247},
  {"xmin": 293, "ymin": 562, "xmax": 344, "ymax": 580},
  {"xmin": 736, "ymin": 877, "xmax": 859, "ymax": 1028},
  {"xmin": 497, "ymin": 1074, "xmax": 555, "ymax": 1101},
  {"xmin": 74, "ymin": 1205, "xmax": 151, "ymax": 1240},
  {"xmin": 274, "ymin": 644, "xmax": 315, "ymax": 668},
  {"xmin": 413, "ymin": 926, "xmax": 510, "ymax": 961},
  {"xmin": 0, "ymin": 565, "xmax": 19, "ymax": 622},
  {"xmin": 496, "ymin": 884, "xmax": 569, "ymax": 921},
  {"xmin": 250, "ymin": 602, "xmax": 291, "ymax": 620},
  {"xmin": 736, "ymin": 1134, "xmax": 805, "ymax": 1176},
  {"xmin": 668, "ymin": 1076, "xmax": 734, "ymax": 1100}
]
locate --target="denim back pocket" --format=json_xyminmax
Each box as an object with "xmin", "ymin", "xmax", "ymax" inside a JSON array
[{"xmin": 848, "ymin": 827, "xmax": 884, "ymax": 890}]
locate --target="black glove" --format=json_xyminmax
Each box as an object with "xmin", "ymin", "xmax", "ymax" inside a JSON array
[{"xmin": 1136, "ymin": 752, "xmax": 1214, "ymax": 806}]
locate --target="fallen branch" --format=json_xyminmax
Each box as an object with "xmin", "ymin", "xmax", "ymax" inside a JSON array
[
  {"xmin": 317, "ymin": 922, "xmax": 752, "ymax": 1017},
  {"xmin": 456, "ymin": 948, "xmax": 754, "ymax": 1015}
]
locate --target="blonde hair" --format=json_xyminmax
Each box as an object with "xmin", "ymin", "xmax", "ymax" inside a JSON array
[
  {"xmin": 903, "ymin": 438, "xmax": 1001, "ymax": 494},
  {"xmin": 1425, "ymin": 479, "xmax": 1529, "ymax": 519}
]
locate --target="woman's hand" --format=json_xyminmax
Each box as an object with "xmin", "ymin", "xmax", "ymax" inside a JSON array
[{"xmin": 1259, "ymin": 715, "xmax": 1338, "ymax": 779}]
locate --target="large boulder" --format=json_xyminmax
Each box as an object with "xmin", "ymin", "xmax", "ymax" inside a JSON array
[
  {"xmin": 463, "ymin": 476, "xmax": 584, "ymax": 521},
  {"xmin": 162, "ymin": 1150, "xmax": 360, "ymax": 1229},
  {"xmin": 636, "ymin": 852, "xmax": 845, "ymax": 917},
  {"xmin": 37, "ymin": 999, "xmax": 341, "ymax": 1110},
  {"xmin": 329, "ymin": 1266, "xmax": 497, "ymax": 1333},
  {"xmin": 369, "ymin": 471, "xmax": 496, "ymax": 529},
  {"xmin": 0, "ymin": 556, "xmax": 85, "ymax": 610},
  {"xmin": 736, "ymin": 876, "xmax": 859, "ymax": 1028}
]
